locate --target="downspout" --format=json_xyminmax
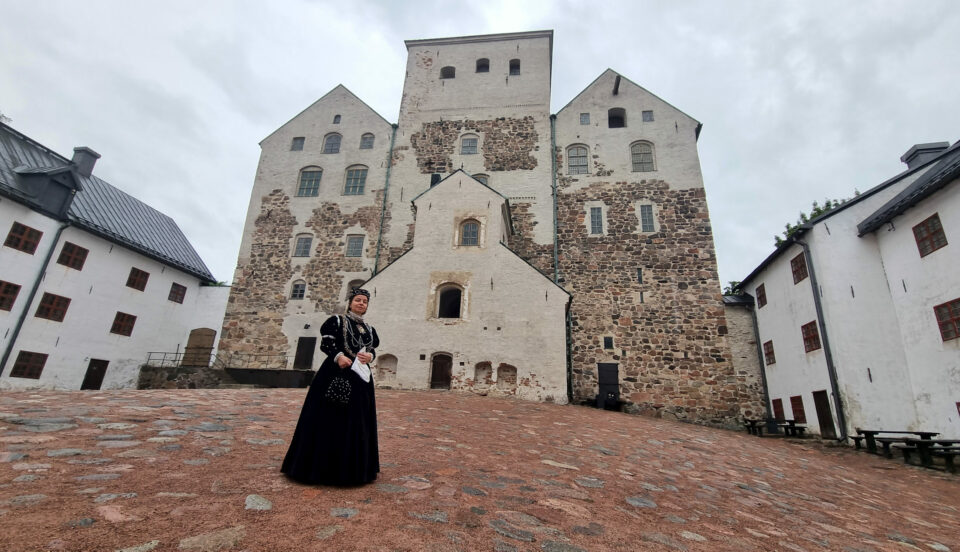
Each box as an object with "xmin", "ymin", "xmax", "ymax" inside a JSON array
[
  {"xmin": 0, "ymin": 221, "xmax": 70, "ymax": 377},
  {"xmin": 796, "ymin": 237, "xmax": 848, "ymax": 440},
  {"xmin": 748, "ymin": 301, "xmax": 779, "ymax": 435},
  {"xmin": 551, "ymin": 114, "xmax": 573, "ymax": 404},
  {"xmin": 373, "ymin": 123, "xmax": 398, "ymax": 275}
]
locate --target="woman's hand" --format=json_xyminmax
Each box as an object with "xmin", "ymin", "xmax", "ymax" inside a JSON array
[
  {"xmin": 337, "ymin": 354, "xmax": 352, "ymax": 369},
  {"xmin": 356, "ymin": 352, "xmax": 373, "ymax": 364}
]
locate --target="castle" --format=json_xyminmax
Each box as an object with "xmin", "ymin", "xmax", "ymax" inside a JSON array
[{"xmin": 219, "ymin": 31, "xmax": 762, "ymax": 427}]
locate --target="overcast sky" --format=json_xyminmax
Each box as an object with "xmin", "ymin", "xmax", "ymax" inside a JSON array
[{"xmin": 2, "ymin": 1, "xmax": 958, "ymax": 288}]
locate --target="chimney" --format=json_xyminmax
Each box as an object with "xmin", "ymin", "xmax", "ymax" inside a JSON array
[
  {"xmin": 71, "ymin": 146, "xmax": 101, "ymax": 177},
  {"xmin": 900, "ymin": 142, "xmax": 949, "ymax": 170}
]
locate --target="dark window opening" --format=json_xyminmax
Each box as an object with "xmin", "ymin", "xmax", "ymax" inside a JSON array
[
  {"xmin": 763, "ymin": 340, "xmax": 776, "ymax": 365},
  {"xmin": 333, "ymin": 114, "xmax": 341, "ymax": 124},
  {"xmin": 756, "ymin": 284, "xmax": 767, "ymax": 308},
  {"xmin": 438, "ymin": 287, "xmax": 462, "ymax": 318},
  {"xmin": 440, "ymin": 66, "xmax": 456, "ymax": 79},
  {"xmin": 57, "ymin": 242, "xmax": 89, "ymax": 270},
  {"xmin": 168, "ymin": 283, "xmax": 187, "ymax": 304},
  {"xmin": 10, "ymin": 351, "xmax": 47, "ymax": 379},
  {"xmin": 126, "ymin": 267, "xmax": 149, "ymax": 291},
  {"xmin": 0, "ymin": 280, "xmax": 21, "ymax": 311},
  {"xmin": 603, "ymin": 336, "xmax": 614, "ymax": 349},
  {"xmin": 772, "ymin": 398, "xmax": 785, "ymax": 421},
  {"xmin": 608, "ymin": 108, "xmax": 626, "ymax": 128},
  {"xmin": 430, "ymin": 173, "xmax": 441, "ymax": 187},
  {"xmin": 4, "ymin": 222, "xmax": 42, "ymax": 254},
  {"xmin": 509, "ymin": 59, "xmax": 520, "ymax": 75},
  {"xmin": 791, "ymin": 253, "xmax": 808, "ymax": 284},
  {"xmin": 790, "ymin": 395, "xmax": 807, "ymax": 423},
  {"xmin": 110, "ymin": 312, "xmax": 137, "ymax": 336},
  {"xmin": 476, "ymin": 58, "xmax": 489, "ymax": 72},
  {"xmin": 35, "ymin": 292, "xmax": 71, "ymax": 322}
]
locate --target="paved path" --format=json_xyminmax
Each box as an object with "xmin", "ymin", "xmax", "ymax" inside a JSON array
[{"xmin": 0, "ymin": 389, "xmax": 957, "ymax": 551}]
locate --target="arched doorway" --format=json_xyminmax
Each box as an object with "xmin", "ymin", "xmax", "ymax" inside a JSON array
[
  {"xmin": 430, "ymin": 354, "xmax": 452, "ymax": 390},
  {"xmin": 182, "ymin": 328, "xmax": 216, "ymax": 367},
  {"xmin": 377, "ymin": 354, "xmax": 398, "ymax": 381}
]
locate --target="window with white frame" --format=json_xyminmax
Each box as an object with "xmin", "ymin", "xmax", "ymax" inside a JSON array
[
  {"xmin": 567, "ymin": 145, "xmax": 589, "ymax": 175},
  {"xmin": 631, "ymin": 142, "xmax": 655, "ymax": 172},
  {"xmin": 344, "ymin": 166, "xmax": 367, "ymax": 195},
  {"xmin": 639, "ymin": 204, "xmax": 655, "ymax": 232},
  {"xmin": 346, "ymin": 235, "xmax": 364, "ymax": 257},
  {"xmin": 590, "ymin": 207, "xmax": 603, "ymax": 235},
  {"xmin": 461, "ymin": 135, "xmax": 478, "ymax": 155}
]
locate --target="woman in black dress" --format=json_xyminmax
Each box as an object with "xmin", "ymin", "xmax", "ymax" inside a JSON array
[{"xmin": 281, "ymin": 288, "xmax": 380, "ymax": 485}]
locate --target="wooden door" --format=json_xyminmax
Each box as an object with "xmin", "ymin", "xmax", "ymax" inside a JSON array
[
  {"xmin": 812, "ymin": 390, "xmax": 837, "ymax": 439},
  {"xmin": 430, "ymin": 354, "xmax": 452, "ymax": 389},
  {"xmin": 81, "ymin": 359, "xmax": 108, "ymax": 390},
  {"xmin": 293, "ymin": 337, "xmax": 317, "ymax": 370},
  {"xmin": 182, "ymin": 328, "xmax": 216, "ymax": 367}
]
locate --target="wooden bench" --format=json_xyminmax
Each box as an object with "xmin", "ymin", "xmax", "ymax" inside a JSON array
[
  {"xmin": 853, "ymin": 429, "xmax": 939, "ymax": 455},
  {"xmin": 898, "ymin": 438, "xmax": 960, "ymax": 469},
  {"xmin": 875, "ymin": 436, "xmax": 913, "ymax": 458},
  {"xmin": 777, "ymin": 419, "xmax": 807, "ymax": 437},
  {"xmin": 931, "ymin": 447, "xmax": 960, "ymax": 474},
  {"xmin": 744, "ymin": 419, "xmax": 764, "ymax": 436},
  {"xmin": 851, "ymin": 435, "xmax": 866, "ymax": 449}
]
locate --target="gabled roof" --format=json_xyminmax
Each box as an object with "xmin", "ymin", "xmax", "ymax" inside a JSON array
[
  {"xmin": 409, "ymin": 169, "xmax": 514, "ymax": 234},
  {"xmin": 0, "ymin": 123, "xmax": 216, "ymax": 283},
  {"xmin": 556, "ymin": 69, "xmax": 703, "ymax": 139},
  {"xmin": 740, "ymin": 144, "xmax": 953, "ymax": 286},
  {"xmin": 259, "ymin": 84, "xmax": 394, "ymax": 145},
  {"xmin": 858, "ymin": 139, "xmax": 960, "ymax": 235}
]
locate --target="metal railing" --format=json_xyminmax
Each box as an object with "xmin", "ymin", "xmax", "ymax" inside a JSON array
[{"xmin": 145, "ymin": 351, "xmax": 294, "ymax": 370}]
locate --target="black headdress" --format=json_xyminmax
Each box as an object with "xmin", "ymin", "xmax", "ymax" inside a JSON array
[{"xmin": 348, "ymin": 288, "xmax": 370, "ymax": 301}]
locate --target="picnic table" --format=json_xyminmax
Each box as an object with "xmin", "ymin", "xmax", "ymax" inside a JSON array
[
  {"xmin": 853, "ymin": 428, "xmax": 939, "ymax": 455},
  {"xmin": 776, "ymin": 419, "xmax": 807, "ymax": 437},
  {"xmin": 898, "ymin": 438, "xmax": 960, "ymax": 470},
  {"xmin": 743, "ymin": 418, "xmax": 764, "ymax": 436}
]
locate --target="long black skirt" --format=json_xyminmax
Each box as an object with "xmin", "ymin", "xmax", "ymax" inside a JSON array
[{"xmin": 281, "ymin": 359, "xmax": 379, "ymax": 485}]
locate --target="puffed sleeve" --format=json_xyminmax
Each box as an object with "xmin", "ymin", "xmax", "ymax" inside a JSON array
[
  {"xmin": 369, "ymin": 326, "xmax": 379, "ymax": 361},
  {"xmin": 319, "ymin": 315, "xmax": 344, "ymax": 359}
]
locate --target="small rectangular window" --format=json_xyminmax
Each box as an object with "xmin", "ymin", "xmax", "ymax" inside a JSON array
[
  {"xmin": 461, "ymin": 138, "xmax": 478, "ymax": 155},
  {"xmin": 346, "ymin": 235, "xmax": 364, "ymax": 257},
  {"xmin": 110, "ymin": 312, "xmax": 137, "ymax": 336},
  {"xmin": 345, "ymin": 168, "xmax": 367, "ymax": 195},
  {"xmin": 10, "ymin": 351, "xmax": 48, "ymax": 379},
  {"xmin": 35, "ymin": 292, "xmax": 71, "ymax": 322},
  {"xmin": 359, "ymin": 134, "xmax": 375, "ymax": 149},
  {"xmin": 291, "ymin": 282, "xmax": 306, "ymax": 300},
  {"xmin": 934, "ymin": 297, "xmax": 960, "ymax": 341},
  {"xmin": 509, "ymin": 59, "xmax": 520, "ymax": 75},
  {"xmin": 772, "ymin": 398, "xmax": 785, "ymax": 421},
  {"xmin": 0, "ymin": 280, "xmax": 22, "ymax": 311},
  {"xmin": 912, "ymin": 213, "xmax": 948, "ymax": 257},
  {"xmin": 763, "ymin": 340, "xmax": 776, "ymax": 365},
  {"xmin": 590, "ymin": 207, "xmax": 603, "ymax": 235},
  {"xmin": 642, "ymin": 110, "xmax": 654, "ymax": 122},
  {"xmin": 639, "ymin": 205, "xmax": 655, "ymax": 232},
  {"xmin": 293, "ymin": 236, "xmax": 312, "ymax": 257},
  {"xmin": 637, "ymin": 268, "xmax": 643, "ymax": 284},
  {"xmin": 790, "ymin": 395, "xmax": 807, "ymax": 423},
  {"xmin": 755, "ymin": 284, "xmax": 767, "ymax": 308},
  {"xmin": 4, "ymin": 222, "xmax": 42, "ymax": 255},
  {"xmin": 801, "ymin": 321, "xmax": 821, "ymax": 352},
  {"xmin": 297, "ymin": 170, "xmax": 322, "ymax": 197},
  {"xmin": 603, "ymin": 336, "xmax": 614, "ymax": 349},
  {"xmin": 57, "ymin": 242, "xmax": 89, "ymax": 270},
  {"xmin": 579, "ymin": 113, "xmax": 590, "ymax": 125},
  {"xmin": 126, "ymin": 267, "xmax": 149, "ymax": 291},
  {"xmin": 168, "ymin": 283, "xmax": 187, "ymax": 304},
  {"xmin": 290, "ymin": 137, "xmax": 305, "ymax": 151},
  {"xmin": 790, "ymin": 253, "xmax": 808, "ymax": 284}
]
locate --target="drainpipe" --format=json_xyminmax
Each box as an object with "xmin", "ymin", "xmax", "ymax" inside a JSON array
[
  {"xmin": 748, "ymin": 300, "xmax": 779, "ymax": 435},
  {"xmin": 373, "ymin": 123, "xmax": 398, "ymax": 275},
  {"xmin": 0, "ymin": 222, "xmax": 70, "ymax": 377},
  {"xmin": 796, "ymin": 237, "xmax": 848, "ymax": 440}
]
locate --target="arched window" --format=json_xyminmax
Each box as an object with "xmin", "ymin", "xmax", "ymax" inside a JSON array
[
  {"xmin": 297, "ymin": 167, "xmax": 322, "ymax": 196},
  {"xmin": 476, "ymin": 58, "xmax": 490, "ymax": 73},
  {"xmin": 291, "ymin": 280, "xmax": 306, "ymax": 300},
  {"xmin": 474, "ymin": 362, "xmax": 492, "ymax": 385},
  {"xmin": 461, "ymin": 134, "xmax": 478, "ymax": 155},
  {"xmin": 509, "ymin": 59, "xmax": 520, "ymax": 75},
  {"xmin": 567, "ymin": 145, "xmax": 589, "ymax": 175},
  {"xmin": 437, "ymin": 285, "xmax": 462, "ymax": 318},
  {"xmin": 473, "ymin": 173, "xmax": 489, "ymax": 185},
  {"xmin": 344, "ymin": 165, "xmax": 368, "ymax": 195},
  {"xmin": 322, "ymin": 133, "xmax": 341, "ymax": 154},
  {"xmin": 333, "ymin": 114, "xmax": 341, "ymax": 124},
  {"xmin": 359, "ymin": 133, "xmax": 375, "ymax": 149},
  {"xmin": 631, "ymin": 141, "xmax": 655, "ymax": 172},
  {"xmin": 460, "ymin": 220, "xmax": 480, "ymax": 246},
  {"xmin": 608, "ymin": 108, "xmax": 626, "ymax": 128},
  {"xmin": 293, "ymin": 234, "xmax": 312, "ymax": 257},
  {"xmin": 440, "ymin": 66, "xmax": 456, "ymax": 79},
  {"xmin": 496, "ymin": 363, "xmax": 518, "ymax": 391}
]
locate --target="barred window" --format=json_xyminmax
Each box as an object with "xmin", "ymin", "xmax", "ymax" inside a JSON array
[
  {"xmin": 509, "ymin": 59, "xmax": 520, "ymax": 76},
  {"xmin": 440, "ymin": 66, "xmax": 456, "ymax": 79},
  {"xmin": 801, "ymin": 321, "xmax": 821, "ymax": 352},
  {"xmin": 912, "ymin": 213, "xmax": 948, "ymax": 257},
  {"xmin": 110, "ymin": 312, "xmax": 137, "ymax": 337},
  {"xmin": 461, "ymin": 135, "xmax": 478, "ymax": 155},
  {"xmin": 35, "ymin": 292, "xmax": 71, "ymax": 322},
  {"xmin": 1, "ymin": 280, "xmax": 22, "ymax": 311},
  {"xmin": 57, "ymin": 242, "xmax": 89, "ymax": 270},
  {"xmin": 168, "ymin": 283, "xmax": 187, "ymax": 304},
  {"xmin": 344, "ymin": 167, "xmax": 367, "ymax": 195},
  {"xmin": 291, "ymin": 281, "xmax": 306, "ymax": 300},
  {"xmin": 4, "ymin": 222, "xmax": 42, "ymax": 254},
  {"xmin": 461, "ymin": 220, "xmax": 479, "ymax": 246},
  {"xmin": 639, "ymin": 204, "xmax": 655, "ymax": 232},
  {"xmin": 791, "ymin": 253, "xmax": 808, "ymax": 284},
  {"xmin": 590, "ymin": 207, "xmax": 603, "ymax": 235},
  {"xmin": 323, "ymin": 133, "xmax": 341, "ymax": 154},
  {"xmin": 297, "ymin": 169, "xmax": 322, "ymax": 197},
  {"xmin": 359, "ymin": 133, "xmax": 375, "ymax": 149},
  {"xmin": 10, "ymin": 351, "xmax": 47, "ymax": 379},
  {"xmin": 567, "ymin": 145, "xmax": 588, "ymax": 175},
  {"xmin": 126, "ymin": 267, "xmax": 149, "ymax": 291},
  {"xmin": 934, "ymin": 298, "xmax": 960, "ymax": 341},
  {"xmin": 631, "ymin": 142, "xmax": 654, "ymax": 172},
  {"xmin": 346, "ymin": 235, "xmax": 364, "ymax": 257}
]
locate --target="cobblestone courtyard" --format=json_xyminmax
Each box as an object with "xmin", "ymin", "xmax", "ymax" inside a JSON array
[{"xmin": 0, "ymin": 389, "xmax": 957, "ymax": 551}]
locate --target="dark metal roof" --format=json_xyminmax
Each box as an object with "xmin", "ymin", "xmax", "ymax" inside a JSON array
[
  {"xmin": 858, "ymin": 140, "xmax": 960, "ymax": 235},
  {"xmin": 722, "ymin": 294, "xmax": 754, "ymax": 307},
  {"xmin": 0, "ymin": 123, "xmax": 215, "ymax": 282}
]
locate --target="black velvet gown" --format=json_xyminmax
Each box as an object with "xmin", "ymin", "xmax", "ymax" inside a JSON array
[{"xmin": 281, "ymin": 314, "xmax": 380, "ymax": 485}]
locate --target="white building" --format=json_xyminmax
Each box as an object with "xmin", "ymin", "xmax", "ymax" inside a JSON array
[
  {"xmin": 0, "ymin": 123, "xmax": 228, "ymax": 390},
  {"xmin": 741, "ymin": 141, "xmax": 960, "ymax": 439}
]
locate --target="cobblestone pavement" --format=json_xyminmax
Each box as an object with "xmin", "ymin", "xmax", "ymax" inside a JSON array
[{"xmin": 0, "ymin": 389, "xmax": 957, "ymax": 551}]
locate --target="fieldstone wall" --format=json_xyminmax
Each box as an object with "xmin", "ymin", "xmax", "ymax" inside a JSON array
[
  {"xmin": 220, "ymin": 190, "xmax": 297, "ymax": 355},
  {"xmin": 507, "ymin": 201, "xmax": 554, "ymax": 277},
  {"xmin": 558, "ymin": 177, "xmax": 751, "ymax": 427},
  {"xmin": 137, "ymin": 365, "xmax": 234, "ymax": 390},
  {"xmin": 409, "ymin": 117, "xmax": 539, "ymax": 174},
  {"xmin": 724, "ymin": 304, "xmax": 767, "ymax": 420}
]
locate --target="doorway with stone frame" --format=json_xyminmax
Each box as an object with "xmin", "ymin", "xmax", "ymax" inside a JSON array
[{"xmin": 430, "ymin": 353, "xmax": 452, "ymax": 389}]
